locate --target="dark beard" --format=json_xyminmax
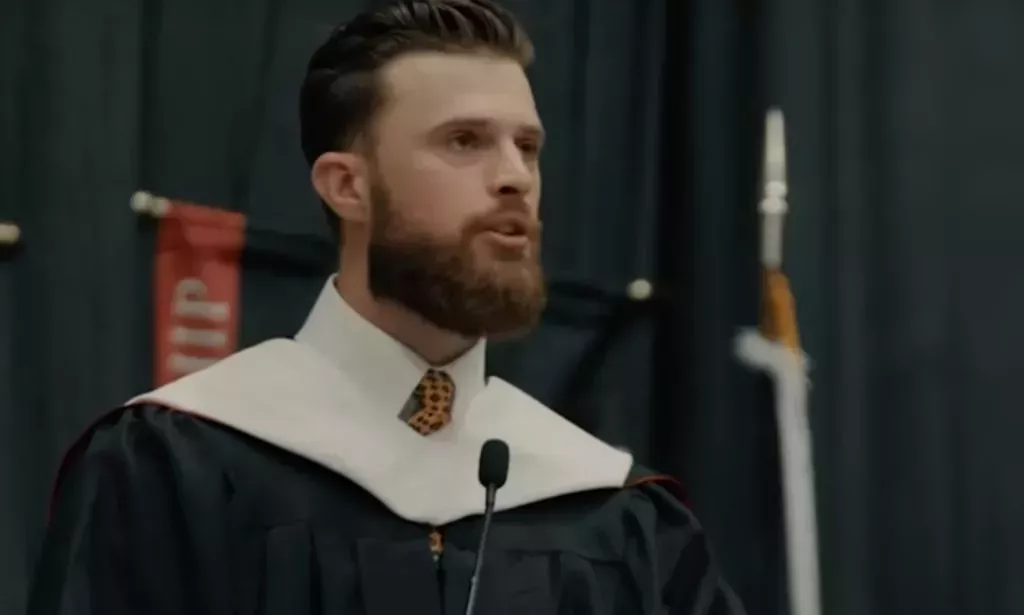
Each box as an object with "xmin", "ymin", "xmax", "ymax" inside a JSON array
[{"xmin": 366, "ymin": 184, "xmax": 547, "ymax": 339}]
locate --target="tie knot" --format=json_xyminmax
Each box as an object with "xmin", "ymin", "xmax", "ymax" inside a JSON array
[
  {"xmin": 422, "ymin": 368, "xmax": 454, "ymax": 392},
  {"xmin": 406, "ymin": 369, "xmax": 456, "ymax": 436}
]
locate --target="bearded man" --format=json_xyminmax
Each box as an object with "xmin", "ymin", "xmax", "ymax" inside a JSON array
[{"xmin": 27, "ymin": 1, "xmax": 745, "ymax": 614}]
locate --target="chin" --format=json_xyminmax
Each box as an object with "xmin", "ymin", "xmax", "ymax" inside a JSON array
[{"xmin": 482, "ymin": 265, "xmax": 542, "ymax": 292}]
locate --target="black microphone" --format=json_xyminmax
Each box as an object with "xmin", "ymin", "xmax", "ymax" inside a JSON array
[{"xmin": 464, "ymin": 439, "xmax": 510, "ymax": 615}]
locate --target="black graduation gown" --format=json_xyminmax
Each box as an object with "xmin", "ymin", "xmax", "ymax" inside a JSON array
[{"xmin": 28, "ymin": 405, "xmax": 745, "ymax": 615}]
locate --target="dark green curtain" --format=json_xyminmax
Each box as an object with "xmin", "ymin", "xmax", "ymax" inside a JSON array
[
  {"xmin": 783, "ymin": 2, "xmax": 1024, "ymax": 613},
  {"xmin": 686, "ymin": 0, "xmax": 1024, "ymax": 614},
  {"xmin": 1, "ymin": 3, "xmax": 20, "ymax": 610},
  {"xmin": 659, "ymin": 1, "xmax": 785, "ymax": 612},
  {"xmin": 1, "ymin": 0, "xmax": 695, "ymax": 612}
]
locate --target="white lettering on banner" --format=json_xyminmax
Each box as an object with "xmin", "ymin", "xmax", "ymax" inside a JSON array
[
  {"xmin": 168, "ymin": 353, "xmax": 221, "ymax": 376},
  {"xmin": 152, "ymin": 201, "xmax": 244, "ymax": 387},
  {"xmin": 168, "ymin": 277, "xmax": 233, "ymax": 377},
  {"xmin": 170, "ymin": 326, "xmax": 228, "ymax": 348},
  {"xmin": 174, "ymin": 278, "xmax": 230, "ymax": 322}
]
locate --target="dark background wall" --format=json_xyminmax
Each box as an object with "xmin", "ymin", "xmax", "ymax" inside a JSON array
[{"xmin": 4, "ymin": 1, "xmax": 1024, "ymax": 614}]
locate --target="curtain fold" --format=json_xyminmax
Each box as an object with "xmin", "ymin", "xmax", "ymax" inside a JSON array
[
  {"xmin": 663, "ymin": 0, "xmax": 786, "ymax": 611},
  {"xmin": 753, "ymin": 1, "xmax": 1024, "ymax": 613}
]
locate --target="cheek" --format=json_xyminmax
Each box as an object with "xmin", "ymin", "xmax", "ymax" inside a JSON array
[{"xmin": 394, "ymin": 164, "xmax": 487, "ymax": 229}]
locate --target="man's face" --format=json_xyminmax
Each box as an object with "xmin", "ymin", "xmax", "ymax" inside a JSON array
[{"xmin": 365, "ymin": 51, "xmax": 546, "ymax": 338}]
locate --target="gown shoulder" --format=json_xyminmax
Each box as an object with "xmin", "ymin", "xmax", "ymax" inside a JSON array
[
  {"xmin": 29, "ymin": 404, "xmax": 238, "ymax": 615},
  {"xmin": 30, "ymin": 405, "xmax": 745, "ymax": 615}
]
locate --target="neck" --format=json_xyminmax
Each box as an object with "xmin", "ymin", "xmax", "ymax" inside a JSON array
[{"xmin": 334, "ymin": 268, "xmax": 477, "ymax": 366}]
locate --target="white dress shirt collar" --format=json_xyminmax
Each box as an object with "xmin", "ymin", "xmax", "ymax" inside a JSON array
[{"xmin": 294, "ymin": 277, "xmax": 487, "ymax": 421}]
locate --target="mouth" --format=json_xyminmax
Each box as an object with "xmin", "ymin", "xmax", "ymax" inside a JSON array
[
  {"xmin": 489, "ymin": 218, "xmax": 529, "ymax": 239},
  {"xmin": 471, "ymin": 212, "xmax": 539, "ymax": 254},
  {"xmin": 478, "ymin": 217, "xmax": 534, "ymax": 254},
  {"xmin": 482, "ymin": 229, "xmax": 530, "ymax": 250}
]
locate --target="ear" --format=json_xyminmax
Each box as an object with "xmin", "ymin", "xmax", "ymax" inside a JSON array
[{"xmin": 310, "ymin": 151, "xmax": 370, "ymax": 224}]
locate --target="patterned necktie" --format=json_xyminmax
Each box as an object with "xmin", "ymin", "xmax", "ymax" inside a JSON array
[
  {"xmin": 407, "ymin": 369, "xmax": 456, "ymax": 436},
  {"xmin": 405, "ymin": 369, "xmax": 456, "ymax": 558}
]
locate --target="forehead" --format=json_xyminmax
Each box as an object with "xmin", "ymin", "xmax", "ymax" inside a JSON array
[{"xmin": 376, "ymin": 51, "xmax": 542, "ymax": 136}]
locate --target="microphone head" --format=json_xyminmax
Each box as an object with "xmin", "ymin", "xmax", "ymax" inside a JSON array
[{"xmin": 478, "ymin": 439, "xmax": 510, "ymax": 489}]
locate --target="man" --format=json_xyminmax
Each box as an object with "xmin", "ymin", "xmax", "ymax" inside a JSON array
[{"xmin": 29, "ymin": 1, "xmax": 745, "ymax": 613}]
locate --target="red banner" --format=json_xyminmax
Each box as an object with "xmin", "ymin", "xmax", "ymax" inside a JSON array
[{"xmin": 153, "ymin": 200, "xmax": 245, "ymax": 387}]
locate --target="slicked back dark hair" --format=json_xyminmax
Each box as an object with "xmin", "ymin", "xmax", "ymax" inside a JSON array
[{"xmin": 299, "ymin": 0, "xmax": 534, "ymax": 238}]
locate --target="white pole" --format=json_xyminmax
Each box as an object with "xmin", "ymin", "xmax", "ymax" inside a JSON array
[
  {"xmin": 736, "ymin": 108, "xmax": 822, "ymax": 615},
  {"xmin": 736, "ymin": 331, "xmax": 820, "ymax": 615}
]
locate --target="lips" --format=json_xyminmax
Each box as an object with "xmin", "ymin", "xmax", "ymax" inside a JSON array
[
  {"xmin": 479, "ymin": 213, "xmax": 537, "ymax": 241},
  {"xmin": 492, "ymin": 220, "xmax": 526, "ymax": 238},
  {"xmin": 481, "ymin": 230, "xmax": 528, "ymax": 251}
]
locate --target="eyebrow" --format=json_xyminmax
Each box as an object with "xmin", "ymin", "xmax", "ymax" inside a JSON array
[{"xmin": 432, "ymin": 116, "xmax": 546, "ymax": 142}]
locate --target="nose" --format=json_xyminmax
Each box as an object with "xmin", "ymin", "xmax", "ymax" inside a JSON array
[{"xmin": 489, "ymin": 143, "xmax": 535, "ymax": 198}]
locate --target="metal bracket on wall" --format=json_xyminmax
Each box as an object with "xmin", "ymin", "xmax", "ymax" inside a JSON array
[
  {"xmin": 130, "ymin": 191, "xmax": 171, "ymax": 218},
  {"xmin": 0, "ymin": 222, "xmax": 21, "ymax": 247}
]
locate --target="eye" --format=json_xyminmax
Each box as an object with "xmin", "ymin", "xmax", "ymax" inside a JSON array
[
  {"xmin": 448, "ymin": 130, "xmax": 481, "ymax": 152},
  {"xmin": 517, "ymin": 139, "xmax": 541, "ymax": 159}
]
